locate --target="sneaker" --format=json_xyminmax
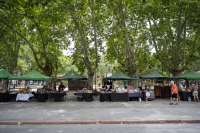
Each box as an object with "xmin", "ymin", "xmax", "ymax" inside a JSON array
[
  {"xmin": 175, "ymin": 103, "xmax": 179, "ymax": 105},
  {"xmin": 169, "ymin": 103, "xmax": 173, "ymax": 105}
]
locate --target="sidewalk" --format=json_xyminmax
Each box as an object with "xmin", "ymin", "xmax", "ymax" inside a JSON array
[{"xmin": 0, "ymin": 91, "xmax": 200, "ymax": 124}]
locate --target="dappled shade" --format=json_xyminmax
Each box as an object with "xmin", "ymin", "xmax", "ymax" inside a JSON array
[
  {"xmin": 8, "ymin": 69, "xmax": 52, "ymax": 80},
  {"xmin": 103, "ymin": 70, "xmax": 138, "ymax": 80},
  {"xmin": 177, "ymin": 69, "xmax": 200, "ymax": 80}
]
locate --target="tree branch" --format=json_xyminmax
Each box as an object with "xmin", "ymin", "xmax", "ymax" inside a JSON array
[
  {"xmin": 72, "ymin": 16, "xmax": 92, "ymax": 70},
  {"xmin": 88, "ymin": 0, "xmax": 99, "ymax": 70},
  {"xmin": 23, "ymin": 14, "xmax": 47, "ymax": 62},
  {"xmin": 0, "ymin": 28, "xmax": 11, "ymax": 68},
  {"xmin": 108, "ymin": 37, "xmax": 126, "ymax": 69},
  {"xmin": 147, "ymin": 15, "xmax": 170, "ymax": 69},
  {"xmin": 0, "ymin": 19, "xmax": 44, "ymax": 71}
]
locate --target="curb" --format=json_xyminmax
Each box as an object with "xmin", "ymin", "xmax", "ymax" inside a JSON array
[{"xmin": 0, "ymin": 119, "xmax": 200, "ymax": 125}]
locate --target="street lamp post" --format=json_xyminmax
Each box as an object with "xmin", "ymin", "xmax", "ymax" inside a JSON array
[
  {"xmin": 95, "ymin": 68, "xmax": 99, "ymax": 91},
  {"xmin": 54, "ymin": 58, "xmax": 59, "ymax": 89}
]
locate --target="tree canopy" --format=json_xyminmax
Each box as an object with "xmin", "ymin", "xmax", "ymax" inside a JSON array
[{"xmin": 0, "ymin": 0, "xmax": 200, "ymax": 86}]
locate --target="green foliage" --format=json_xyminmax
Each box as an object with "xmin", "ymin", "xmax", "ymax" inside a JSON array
[
  {"xmin": 145, "ymin": 0, "xmax": 200, "ymax": 75},
  {"xmin": 114, "ymin": 80, "xmax": 124, "ymax": 86},
  {"xmin": 97, "ymin": 80, "xmax": 102, "ymax": 87},
  {"xmin": 0, "ymin": 0, "xmax": 200, "ymax": 79}
]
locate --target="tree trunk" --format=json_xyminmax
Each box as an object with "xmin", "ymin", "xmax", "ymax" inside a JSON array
[
  {"xmin": 87, "ymin": 70, "xmax": 95, "ymax": 89},
  {"xmin": 129, "ymin": 70, "xmax": 137, "ymax": 88},
  {"xmin": 43, "ymin": 63, "xmax": 53, "ymax": 88}
]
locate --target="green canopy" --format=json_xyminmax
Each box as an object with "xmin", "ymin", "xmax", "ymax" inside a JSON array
[
  {"xmin": 177, "ymin": 69, "xmax": 200, "ymax": 80},
  {"xmin": 57, "ymin": 69, "xmax": 87, "ymax": 80},
  {"xmin": 8, "ymin": 69, "xmax": 52, "ymax": 80},
  {"xmin": 140, "ymin": 69, "xmax": 177, "ymax": 79},
  {"xmin": 0, "ymin": 68, "xmax": 16, "ymax": 79},
  {"xmin": 103, "ymin": 70, "xmax": 139, "ymax": 80}
]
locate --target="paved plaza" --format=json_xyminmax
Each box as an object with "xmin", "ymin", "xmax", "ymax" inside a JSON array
[{"xmin": 0, "ymin": 91, "xmax": 200, "ymax": 121}]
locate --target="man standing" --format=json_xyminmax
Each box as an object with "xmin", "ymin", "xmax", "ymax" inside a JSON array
[
  {"xmin": 58, "ymin": 82, "xmax": 65, "ymax": 92},
  {"xmin": 169, "ymin": 81, "xmax": 179, "ymax": 105},
  {"xmin": 190, "ymin": 83, "xmax": 199, "ymax": 102}
]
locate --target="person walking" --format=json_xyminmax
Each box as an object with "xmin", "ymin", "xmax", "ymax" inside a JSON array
[
  {"xmin": 169, "ymin": 81, "xmax": 179, "ymax": 105},
  {"xmin": 190, "ymin": 84, "xmax": 199, "ymax": 102}
]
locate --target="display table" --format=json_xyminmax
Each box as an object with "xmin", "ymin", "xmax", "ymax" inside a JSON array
[
  {"xmin": 74, "ymin": 93, "xmax": 94, "ymax": 102},
  {"xmin": 110, "ymin": 93, "xmax": 128, "ymax": 102},
  {"xmin": 16, "ymin": 94, "xmax": 33, "ymax": 101},
  {"xmin": 179, "ymin": 91, "xmax": 200, "ymax": 101},
  {"xmin": 35, "ymin": 93, "xmax": 48, "ymax": 102},
  {"xmin": 0, "ymin": 93, "xmax": 9, "ymax": 102},
  {"xmin": 82, "ymin": 93, "xmax": 93, "ymax": 102},
  {"xmin": 128, "ymin": 92, "xmax": 143, "ymax": 101},
  {"xmin": 142, "ymin": 91, "xmax": 155, "ymax": 101},
  {"xmin": 100, "ymin": 93, "xmax": 111, "ymax": 102},
  {"xmin": 9, "ymin": 92, "xmax": 18, "ymax": 101},
  {"xmin": 50, "ymin": 93, "xmax": 66, "ymax": 101},
  {"xmin": 74, "ymin": 93, "xmax": 83, "ymax": 96}
]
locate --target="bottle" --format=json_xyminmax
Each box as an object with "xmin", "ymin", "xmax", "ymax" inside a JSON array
[
  {"xmin": 188, "ymin": 97, "xmax": 191, "ymax": 102},
  {"xmin": 139, "ymin": 98, "xmax": 141, "ymax": 102}
]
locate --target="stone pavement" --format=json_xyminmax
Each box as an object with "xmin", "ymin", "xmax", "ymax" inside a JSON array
[{"xmin": 0, "ymin": 91, "xmax": 200, "ymax": 124}]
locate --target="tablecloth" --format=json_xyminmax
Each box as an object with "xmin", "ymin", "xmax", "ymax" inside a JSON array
[
  {"xmin": 100, "ymin": 93, "xmax": 111, "ymax": 102},
  {"xmin": 35, "ymin": 93, "xmax": 48, "ymax": 102},
  {"xmin": 128, "ymin": 92, "xmax": 143, "ymax": 98},
  {"xmin": 82, "ymin": 93, "xmax": 94, "ymax": 102},
  {"xmin": 128, "ymin": 92, "xmax": 143, "ymax": 101},
  {"xmin": 179, "ymin": 91, "xmax": 200, "ymax": 101},
  {"xmin": 50, "ymin": 93, "xmax": 66, "ymax": 101},
  {"xmin": 110, "ymin": 93, "xmax": 129, "ymax": 102},
  {"xmin": 0, "ymin": 93, "xmax": 8, "ymax": 102},
  {"xmin": 16, "ymin": 94, "xmax": 31, "ymax": 101},
  {"xmin": 9, "ymin": 93, "xmax": 18, "ymax": 100},
  {"xmin": 74, "ymin": 93, "xmax": 94, "ymax": 102}
]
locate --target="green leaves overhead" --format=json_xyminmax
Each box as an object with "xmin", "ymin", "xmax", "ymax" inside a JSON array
[{"xmin": 1, "ymin": 0, "xmax": 200, "ymax": 79}]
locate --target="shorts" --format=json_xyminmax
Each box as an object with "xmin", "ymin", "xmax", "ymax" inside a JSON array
[
  {"xmin": 193, "ymin": 91, "xmax": 198, "ymax": 97},
  {"xmin": 170, "ymin": 93, "xmax": 177, "ymax": 98}
]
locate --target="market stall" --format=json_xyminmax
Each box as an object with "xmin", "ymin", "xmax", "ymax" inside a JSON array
[
  {"xmin": 177, "ymin": 70, "xmax": 200, "ymax": 101},
  {"xmin": 140, "ymin": 69, "xmax": 177, "ymax": 100},
  {"xmin": 57, "ymin": 70, "xmax": 92, "ymax": 102},
  {"xmin": 101, "ymin": 70, "xmax": 139, "ymax": 102},
  {"xmin": 57, "ymin": 70, "xmax": 87, "ymax": 91},
  {"xmin": 0, "ymin": 68, "xmax": 16, "ymax": 102},
  {"xmin": 8, "ymin": 69, "xmax": 52, "ymax": 102}
]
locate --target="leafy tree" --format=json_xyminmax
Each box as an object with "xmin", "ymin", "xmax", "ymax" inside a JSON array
[
  {"xmin": 146, "ymin": 0, "xmax": 200, "ymax": 76},
  {"xmin": 0, "ymin": 0, "xmax": 67, "ymax": 77},
  {"xmin": 60, "ymin": 0, "xmax": 108, "ymax": 88},
  {"xmin": 104, "ymin": 0, "xmax": 149, "ymax": 86}
]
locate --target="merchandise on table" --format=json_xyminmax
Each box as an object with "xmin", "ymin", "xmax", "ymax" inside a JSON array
[{"xmin": 74, "ymin": 87, "xmax": 94, "ymax": 102}]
